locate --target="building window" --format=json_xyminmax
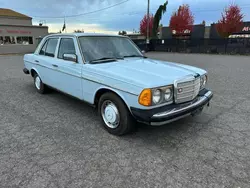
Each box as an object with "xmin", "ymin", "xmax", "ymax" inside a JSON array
[
  {"xmin": 0, "ymin": 36, "xmax": 3, "ymax": 45},
  {"xmin": 17, "ymin": 36, "xmax": 33, "ymax": 45},
  {"xmin": 10, "ymin": 37, "xmax": 16, "ymax": 44},
  {"xmin": 1, "ymin": 36, "xmax": 15, "ymax": 44},
  {"xmin": 0, "ymin": 36, "xmax": 33, "ymax": 45},
  {"xmin": 4, "ymin": 36, "xmax": 11, "ymax": 44}
]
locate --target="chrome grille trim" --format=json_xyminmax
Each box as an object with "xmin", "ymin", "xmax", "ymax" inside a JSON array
[
  {"xmin": 180, "ymin": 90, "xmax": 195, "ymax": 94},
  {"xmin": 177, "ymin": 95, "xmax": 194, "ymax": 100},
  {"xmin": 174, "ymin": 75, "xmax": 201, "ymax": 104}
]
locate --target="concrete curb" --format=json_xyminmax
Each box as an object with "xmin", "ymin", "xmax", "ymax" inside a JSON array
[{"xmin": 0, "ymin": 53, "xmax": 26, "ymax": 56}]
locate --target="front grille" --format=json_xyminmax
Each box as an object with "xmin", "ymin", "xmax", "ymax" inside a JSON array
[{"xmin": 175, "ymin": 76, "xmax": 200, "ymax": 103}]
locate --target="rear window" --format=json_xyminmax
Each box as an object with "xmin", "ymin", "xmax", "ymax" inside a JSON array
[{"xmin": 39, "ymin": 38, "xmax": 58, "ymax": 57}]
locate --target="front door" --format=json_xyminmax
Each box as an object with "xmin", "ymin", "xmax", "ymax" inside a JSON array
[{"xmin": 50, "ymin": 37, "xmax": 83, "ymax": 99}]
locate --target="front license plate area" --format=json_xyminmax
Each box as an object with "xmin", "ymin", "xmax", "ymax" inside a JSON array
[{"xmin": 191, "ymin": 107, "xmax": 203, "ymax": 116}]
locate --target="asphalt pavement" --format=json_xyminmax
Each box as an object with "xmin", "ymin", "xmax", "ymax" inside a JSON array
[{"xmin": 0, "ymin": 53, "xmax": 250, "ymax": 188}]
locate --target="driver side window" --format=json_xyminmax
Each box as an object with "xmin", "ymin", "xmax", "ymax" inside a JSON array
[{"xmin": 58, "ymin": 38, "xmax": 76, "ymax": 59}]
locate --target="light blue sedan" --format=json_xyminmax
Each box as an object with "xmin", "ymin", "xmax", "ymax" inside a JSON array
[{"xmin": 23, "ymin": 33, "xmax": 213, "ymax": 135}]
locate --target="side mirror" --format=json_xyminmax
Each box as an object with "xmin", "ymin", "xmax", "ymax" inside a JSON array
[{"xmin": 63, "ymin": 54, "xmax": 77, "ymax": 63}]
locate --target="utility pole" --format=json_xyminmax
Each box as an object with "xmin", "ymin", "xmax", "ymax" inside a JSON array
[
  {"xmin": 64, "ymin": 17, "xmax": 67, "ymax": 33},
  {"xmin": 146, "ymin": 0, "xmax": 150, "ymax": 50}
]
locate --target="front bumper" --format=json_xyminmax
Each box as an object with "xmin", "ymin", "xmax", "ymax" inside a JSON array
[{"xmin": 131, "ymin": 89, "xmax": 213, "ymax": 126}]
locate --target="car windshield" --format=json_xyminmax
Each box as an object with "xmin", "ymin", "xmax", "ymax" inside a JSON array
[{"xmin": 78, "ymin": 36, "xmax": 143, "ymax": 63}]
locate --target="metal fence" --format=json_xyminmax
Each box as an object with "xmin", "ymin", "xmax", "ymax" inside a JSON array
[{"xmin": 132, "ymin": 38, "xmax": 250, "ymax": 55}]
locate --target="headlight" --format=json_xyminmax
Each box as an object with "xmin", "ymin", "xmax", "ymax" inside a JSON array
[
  {"xmin": 139, "ymin": 86, "xmax": 173, "ymax": 106},
  {"xmin": 164, "ymin": 88, "xmax": 172, "ymax": 101},
  {"xmin": 152, "ymin": 89, "xmax": 162, "ymax": 104},
  {"xmin": 200, "ymin": 75, "xmax": 207, "ymax": 89}
]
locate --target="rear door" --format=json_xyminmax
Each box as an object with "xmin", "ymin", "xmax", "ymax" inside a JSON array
[
  {"xmin": 34, "ymin": 37, "xmax": 59, "ymax": 88},
  {"xmin": 51, "ymin": 37, "xmax": 83, "ymax": 99}
]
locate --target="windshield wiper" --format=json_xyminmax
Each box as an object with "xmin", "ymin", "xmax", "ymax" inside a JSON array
[
  {"xmin": 89, "ymin": 57, "xmax": 117, "ymax": 64},
  {"xmin": 89, "ymin": 56, "xmax": 124, "ymax": 64},
  {"xmin": 123, "ymin": 55, "xmax": 147, "ymax": 58}
]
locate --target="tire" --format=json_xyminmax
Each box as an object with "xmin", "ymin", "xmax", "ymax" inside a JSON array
[
  {"xmin": 98, "ymin": 92, "xmax": 135, "ymax": 136},
  {"xmin": 34, "ymin": 74, "xmax": 47, "ymax": 94}
]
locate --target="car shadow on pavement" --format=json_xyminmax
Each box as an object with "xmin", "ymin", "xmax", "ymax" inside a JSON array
[{"xmin": 23, "ymin": 82, "xmax": 209, "ymax": 149}]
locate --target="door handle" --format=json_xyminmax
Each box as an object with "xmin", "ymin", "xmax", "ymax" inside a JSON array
[
  {"xmin": 35, "ymin": 60, "xmax": 39, "ymax": 63},
  {"xmin": 52, "ymin": 64, "xmax": 58, "ymax": 68}
]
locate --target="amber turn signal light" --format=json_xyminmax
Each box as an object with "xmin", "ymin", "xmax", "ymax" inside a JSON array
[{"xmin": 138, "ymin": 89, "xmax": 152, "ymax": 106}]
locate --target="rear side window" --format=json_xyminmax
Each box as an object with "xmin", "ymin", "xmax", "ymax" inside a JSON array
[
  {"xmin": 58, "ymin": 38, "xmax": 76, "ymax": 59},
  {"xmin": 39, "ymin": 38, "xmax": 58, "ymax": 57},
  {"xmin": 45, "ymin": 38, "xmax": 58, "ymax": 57},
  {"xmin": 39, "ymin": 40, "xmax": 48, "ymax": 55}
]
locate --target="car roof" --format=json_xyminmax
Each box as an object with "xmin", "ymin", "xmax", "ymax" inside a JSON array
[{"xmin": 45, "ymin": 33, "xmax": 127, "ymax": 38}]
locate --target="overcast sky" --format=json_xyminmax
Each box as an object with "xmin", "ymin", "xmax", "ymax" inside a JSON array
[{"xmin": 1, "ymin": 0, "xmax": 250, "ymax": 33}]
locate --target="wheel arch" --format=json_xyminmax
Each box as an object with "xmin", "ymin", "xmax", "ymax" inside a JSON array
[
  {"xmin": 94, "ymin": 87, "xmax": 131, "ymax": 111},
  {"xmin": 30, "ymin": 67, "xmax": 40, "ymax": 78}
]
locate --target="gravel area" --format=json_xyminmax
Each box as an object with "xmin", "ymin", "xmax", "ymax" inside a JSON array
[{"xmin": 0, "ymin": 53, "xmax": 250, "ymax": 188}]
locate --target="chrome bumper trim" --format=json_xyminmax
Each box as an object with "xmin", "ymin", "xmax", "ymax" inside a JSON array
[
  {"xmin": 151, "ymin": 91, "xmax": 213, "ymax": 124},
  {"xmin": 151, "ymin": 113, "xmax": 191, "ymax": 126}
]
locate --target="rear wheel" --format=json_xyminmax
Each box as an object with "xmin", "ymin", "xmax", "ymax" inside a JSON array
[
  {"xmin": 98, "ymin": 92, "xmax": 135, "ymax": 136},
  {"xmin": 34, "ymin": 74, "xmax": 47, "ymax": 94}
]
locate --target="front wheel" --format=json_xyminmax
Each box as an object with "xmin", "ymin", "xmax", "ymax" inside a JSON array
[{"xmin": 98, "ymin": 92, "xmax": 135, "ymax": 136}]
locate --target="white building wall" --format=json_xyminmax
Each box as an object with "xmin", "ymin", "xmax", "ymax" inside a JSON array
[{"xmin": 0, "ymin": 17, "xmax": 32, "ymax": 26}]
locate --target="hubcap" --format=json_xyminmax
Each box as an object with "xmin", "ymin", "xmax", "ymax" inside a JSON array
[
  {"xmin": 35, "ymin": 76, "xmax": 41, "ymax": 90},
  {"xmin": 101, "ymin": 100, "xmax": 120, "ymax": 129}
]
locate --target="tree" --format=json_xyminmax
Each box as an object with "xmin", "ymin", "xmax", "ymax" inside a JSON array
[
  {"xmin": 216, "ymin": 4, "xmax": 244, "ymax": 38},
  {"xmin": 139, "ymin": 14, "xmax": 154, "ymax": 37},
  {"xmin": 118, "ymin": 31, "xmax": 127, "ymax": 35},
  {"xmin": 202, "ymin": 20, "xmax": 206, "ymax": 25},
  {"xmin": 74, "ymin": 29, "xmax": 84, "ymax": 33},
  {"xmin": 152, "ymin": 1, "xmax": 168, "ymax": 38},
  {"xmin": 169, "ymin": 4, "xmax": 194, "ymax": 35}
]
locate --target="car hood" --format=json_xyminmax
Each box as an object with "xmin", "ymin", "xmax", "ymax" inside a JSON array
[{"xmin": 87, "ymin": 58, "xmax": 206, "ymax": 88}]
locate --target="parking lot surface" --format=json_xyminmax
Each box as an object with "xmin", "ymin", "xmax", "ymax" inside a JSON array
[{"xmin": 0, "ymin": 53, "xmax": 250, "ymax": 188}]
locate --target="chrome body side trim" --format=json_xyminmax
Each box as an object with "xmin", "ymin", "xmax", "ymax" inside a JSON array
[{"xmin": 25, "ymin": 60, "xmax": 138, "ymax": 96}]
